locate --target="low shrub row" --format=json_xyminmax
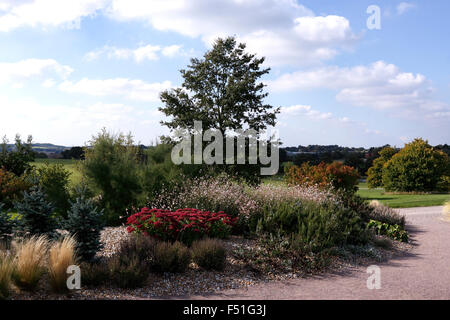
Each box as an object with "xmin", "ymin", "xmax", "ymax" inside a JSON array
[{"xmin": 81, "ymin": 236, "xmax": 227, "ymax": 289}]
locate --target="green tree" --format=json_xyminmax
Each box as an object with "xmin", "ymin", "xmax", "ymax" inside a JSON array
[
  {"xmin": 159, "ymin": 36, "xmax": 279, "ymax": 135},
  {"xmin": 367, "ymin": 146, "xmax": 397, "ymax": 188},
  {"xmin": 0, "ymin": 134, "xmax": 35, "ymax": 176},
  {"xmin": 81, "ymin": 129, "xmax": 141, "ymax": 225},
  {"xmin": 382, "ymin": 138, "xmax": 449, "ymax": 192},
  {"xmin": 37, "ymin": 163, "xmax": 71, "ymax": 218}
]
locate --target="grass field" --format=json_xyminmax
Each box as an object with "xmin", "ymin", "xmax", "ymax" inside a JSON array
[
  {"xmin": 357, "ymin": 182, "xmax": 449, "ymax": 208},
  {"xmin": 32, "ymin": 159, "xmax": 82, "ymax": 187},
  {"xmin": 263, "ymin": 176, "xmax": 449, "ymax": 208}
]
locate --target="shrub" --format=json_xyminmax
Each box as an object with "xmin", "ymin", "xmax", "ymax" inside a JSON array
[
  {"xmin": 79, "ymin": 259, "xmax": 110, "ymax": 287},
  {"xmin": 81, "ymin": 129, "xmax": 142, "ymax": 225},
  {"xmin": 0, "ymin": 250, "xmax": 15, "ymax": 300},
  {"xmin": 48, "ymin": 236, "xmax": 77, "ymax": 293},
  {"xmin": 366, "ymin": 220, "xmax": 409, "ymax": 243},
  {"xmin": 37, "ymin": 163, "xmax": 71, "ymax": 218},
  {"xmin": 117, "ymin": 234, "xmax": 157, "ymax": 268},
  {"xmin": 286, "ymin": 161, "xmax": 359, "ymax": 192},
  {"xmin": 12, "ymin": 235, "xmax": 49, "ymax": 291},
  {"xmin": 256, "ymin": 199, "xmax": 367, "ymax": 252},
  {"xmin": 127, "ymin": 208, "xmax": 235, "ymax": 245},
  {"xmin": 0, "ymin": 203, "xmax": 16, "ymax": 243},
  {"xmin": 368, "ymin": 202, "xmax": 405, "ymax": 228},
  {"xmin": 381, "ymin": 138, "xmax": 449, "ymax": 192},
  {"xmin": 63, "ymin": 185, "xmax": 104, "ymax": 261},
  {"xmin": 153, "ymin": 241, "xmax": 191, "ymax": 273},
  {"xmin": 0, "ymin": 169, "xmax": 30, "ymax": 209},
  {"xmin": 0, "ymin": 134, "xmax": 35, "ymax": 177},
  {"xmin": 191, "ymin": 238, "xmax": 226, "ymax": 271},
  {"xmin": 14, "ymin": 184, "xmax": 57, "ymax": 238},
  {"xmin": 139, "ymin": 144, "xmax": 183, "ymax": 203},
  {"xmin": 108, "ymin": 254, "xmax": 148, "ymax": 289}
]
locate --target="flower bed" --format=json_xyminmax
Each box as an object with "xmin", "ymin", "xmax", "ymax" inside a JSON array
[{"xmin": 126, "ymin": 208, "xmax": 237, "ymax": 245}]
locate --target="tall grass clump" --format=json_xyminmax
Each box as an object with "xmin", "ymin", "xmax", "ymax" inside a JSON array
[
  {"xmin": 12, "ymin": 235, "xmax": 49, "ymax": 291},
  {"xmin": 48, "ymin": 236, "xmax": 77, "ymax": 293},
  {"xmin": 443, "ymin": 201, "xmax": 450, "ymax": 221},
  {"xmin": 0, "ymin": 250, "xmax": 15, "ymax": 300},
  {"xmin": 368, "ymin": 201, "xmax": 405, "ymax": 228}
]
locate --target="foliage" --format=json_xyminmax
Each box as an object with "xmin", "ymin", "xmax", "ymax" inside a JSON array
[
  {"xmin": 367, "ymin": 146, "xmax": 397, "ymax": 188},
  {"xmin": 127, "ymin": 208, "xmax": 236, "ymax": 246},
  {"xmin": 366, "ymin": 220, "xmax": 409, "ymax": 243},
  {"xmin": 48, "ymin": 236, "xmax": 77, "ymax": 293},
  {"xmin": 139, "ymin": 144, "xmax": 184, "ymax": 203},
  {"xmin": 368, "ymin": 201, "xmax": 405, "ymax": 228},
  {"xmin": 117, "ymin": 234, "xmax": 157, "ymax": 269},
  {"xmin": 0, "ymin": 134, "xmax": 35, "ymax": 176},
  {"xmin": 0, "ymin": 203, "xmax": 16, "ymax": 243},
  {"xmin": 36, "ymin": 162, "xmax": 71, "ymax": 218},
  {"xmin": 81, "ymin": 129, "xmax": 142, "ymax": 225},
  {"xmin": 153, "ymin": 241, "xmax": 191, "ymax": 273},
  {"xmin": 159, "ymin": 36, "xmax": 279, "ymax": 135},
  {"xmin": 0, "ymin": 250, "xmax": 15, "ymax": 300},
  {"xmin": 191, "ymin": 238, "xmax": 226, "ymax": 271},
  {"xmin": 108, "ymin": 253, "xmax": 149, "ymax": 289},
  {"xmin": 0, "ymin": 168, "xmax": 30, "ymax": 209},
  {"xmin": 14, "ymin": 184, "xmax": 57, "ymax": 238},
  {"xmin": 12, "ymin": 235, "xmax": 49, "ymax": 291},
  {"xmin": 286, "ymin": 161, "xmax": 360, "ymax": 192},
  {"xmin": 63, "ymin": 185, "xmax": 104, "ymax": 261},
  {"xmin": 382, "ymin": 138, "xmax": 449, "ymax": 192},
  {"xmin": 61, "ymin": 147, "xmax": 85, "ymax": 160},
  {"xmin": 255, "ymin": 200, "xmax": 367, "ymax": 252},
  {"xmin": 79, "ymin": 259, "xmax": 110, "ymax": 287}
]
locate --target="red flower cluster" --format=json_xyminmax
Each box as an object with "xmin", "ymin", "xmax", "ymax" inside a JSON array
[{"xmin": 126, "ymin": 208, "xmax": 237, "ymax": 245}]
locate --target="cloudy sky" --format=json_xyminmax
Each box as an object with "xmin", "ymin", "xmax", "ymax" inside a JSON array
[{"xmin": 0, "ymin": 0, "xmax": 449, "ymax": 147}]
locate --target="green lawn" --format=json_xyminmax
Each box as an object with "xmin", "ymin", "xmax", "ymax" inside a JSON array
[
  {"xmin": 32, "ymin": 158, "xmax": 82, "ymax": 187},
  {"xmin": 357, "ymin": 182, "xmax": 449, "ymax": 208},
  {"xmin": 263, "ymin": 177, "xmax": 449, "ymax": 208}
]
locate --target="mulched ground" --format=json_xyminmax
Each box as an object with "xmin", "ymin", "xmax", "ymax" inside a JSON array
[{"xmin": 9, "ymin": 227, "xmax": 412, "ymax": 300}]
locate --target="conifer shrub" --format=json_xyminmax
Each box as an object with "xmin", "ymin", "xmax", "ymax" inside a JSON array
[
  {"xmin": 0, "ymin": 203, "xmax": 16, "ymax": 244},
  {"xmin": 63, "ymin": 185, "xmax": 104, "ymax": 261},
  {"xmin": 14, "ymin": 184, "xmax": 57, "ymax": 238}
]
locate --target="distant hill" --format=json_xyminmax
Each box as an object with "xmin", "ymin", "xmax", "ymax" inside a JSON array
[{"xmin": 5, "ymin": 143, "xmax": 69, "ymax": 154}]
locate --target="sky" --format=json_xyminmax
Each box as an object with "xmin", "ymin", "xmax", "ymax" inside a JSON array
[{"xmin": 0, "ymin": 0, "xmax": 449, "ymax": 148}]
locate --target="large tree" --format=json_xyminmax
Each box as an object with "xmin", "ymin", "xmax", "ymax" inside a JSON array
[{"xmin": 159, "ymin": 37, "xmax": 280, "ymax": 135}]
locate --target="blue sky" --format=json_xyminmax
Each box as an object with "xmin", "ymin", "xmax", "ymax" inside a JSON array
[{"xmin": 0, "ymin": 0, "xmax": 448, "ymax": 147}]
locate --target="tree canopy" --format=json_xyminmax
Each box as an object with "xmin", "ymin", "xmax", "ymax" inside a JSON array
[{"xmin": 159, "ymin": 36, "xmax": 279, "ymax": 135}]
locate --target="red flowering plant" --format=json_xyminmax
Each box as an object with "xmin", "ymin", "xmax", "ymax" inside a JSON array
[{"xmin": 126, "ymin": 208, "xmax": 237, "ymax": 245}]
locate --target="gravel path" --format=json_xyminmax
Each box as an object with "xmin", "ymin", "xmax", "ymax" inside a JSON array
[{"xmin": 173, "ymin": 206, "xmax": 450, "ymax": 300}]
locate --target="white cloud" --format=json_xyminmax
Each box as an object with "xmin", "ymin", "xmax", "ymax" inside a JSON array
[
  {"xmin": 0, "ymin": 0, "xmax": 108, "ymax": 31},
  {"xmin": 0, "ymin": 95, "xmax": 167, "ymax": 145},
  {"xmin": 280, "ymin": 104, "xmax": 332, "ymax": 120},
  {"xmin": 0, "ymin": 58, "xmax": 73, "ymax": 85},
  {"xmin": 397, "ymin": 2, "xmax": 417, "ymax": 15},
  {"xmin": 85, "ymin": 44, "xmax": 184, "ymax": 62},
  {"xmin": 269, "ymin": 61, "xmax": 450, "ymax": 116},
  {"xmin": 58, "ymin": 78, "xmax": 172, "ymax": 102},
  {"xmin": 108, "ymin": 0, "xmax": 358, "ymax": 67}
]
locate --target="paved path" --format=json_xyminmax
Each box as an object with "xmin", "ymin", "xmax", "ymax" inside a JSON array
[{"xmin": 180, "ymin": 206, "xmax": 450, "ymax": 300}]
